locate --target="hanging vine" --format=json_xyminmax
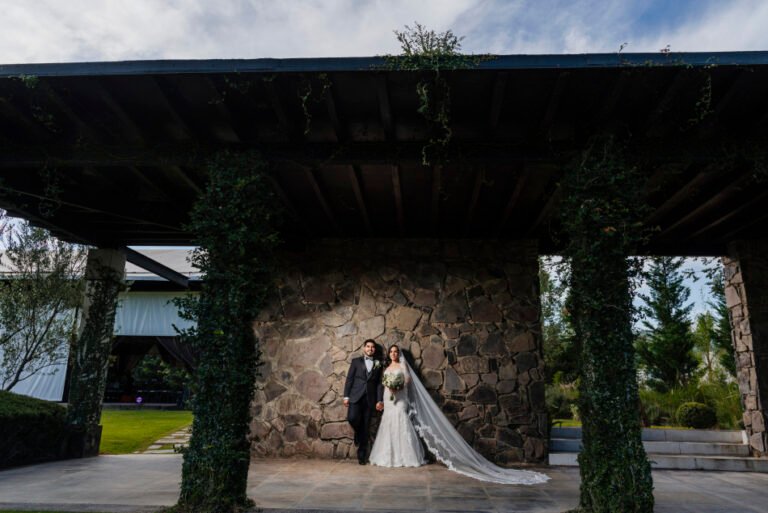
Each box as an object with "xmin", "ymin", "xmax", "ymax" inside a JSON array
[{"xmin": 385, "ymin": 23, "xmax": 493, "ymax": 165}]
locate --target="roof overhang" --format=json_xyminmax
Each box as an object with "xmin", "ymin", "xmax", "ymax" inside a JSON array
[{"xmin": 1, "ymin": 52, "xmax": 767, "ymax": 255}]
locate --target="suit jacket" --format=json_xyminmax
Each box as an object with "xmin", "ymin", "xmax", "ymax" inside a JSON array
[{"xmin": 344, "ymin": 356, "xmax": 384, "ymax": 406}]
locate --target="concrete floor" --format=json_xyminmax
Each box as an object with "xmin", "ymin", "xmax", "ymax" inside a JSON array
[{"xmin": 1, "ymin": 455, "xmax": 767, "ymax": 512}]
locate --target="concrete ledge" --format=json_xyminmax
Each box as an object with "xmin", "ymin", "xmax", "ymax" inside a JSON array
[{"xmin": 551, "ymin": 427, "xmax": 745, "ymax": 443}]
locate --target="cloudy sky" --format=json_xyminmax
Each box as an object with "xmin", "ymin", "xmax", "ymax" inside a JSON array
[
  {"xmin": 1, "ymin": 0, "xmax": 741, "ymax": 317},
  {"xmin": 1, "ymin": 0, "xmax": 767, "ymax": 64}
]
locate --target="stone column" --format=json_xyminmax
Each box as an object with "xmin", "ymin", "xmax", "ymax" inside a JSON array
[
  {"xmin": 66, "ymin": 248, "xmax": 125, "ymax": 457},
  {"xmin": 724, "ymin": 240, "xmax": 768, "ymax": 456}
]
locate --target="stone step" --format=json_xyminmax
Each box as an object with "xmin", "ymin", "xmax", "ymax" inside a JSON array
[
  {"xmin": 551, "ymin": 426, "xmax": 746, "ymax": 444},
  {"xmin": 549, "ymin": 452, "xmax": 768, "ymax": 472},
  {"xmin": 551, "ymin": 438, "xmax": 751, "ymax": 456}
]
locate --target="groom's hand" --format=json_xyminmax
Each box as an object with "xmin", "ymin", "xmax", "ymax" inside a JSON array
[
  {"xmin": 375, "ymin": 401, "xmax": 384, "ymax": 412},
  {"xmin": 343, "ymin": 398, "xmax": 350, "ymax": 407}
]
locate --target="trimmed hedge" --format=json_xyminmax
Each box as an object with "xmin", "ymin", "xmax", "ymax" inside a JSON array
[
  {"xmin": 676, "ymin": 402, "xmax": 717, "ymax": 429},
  {"xmin": 0, "ymin": 391, "xmax": 70, "ymax": 468}
]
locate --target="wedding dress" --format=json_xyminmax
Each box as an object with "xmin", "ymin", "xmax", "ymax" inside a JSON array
[
  {"xmin": 370, "ymin": 359, "xmax": 549, "ymax": 485},
  {"xmin": 368, "ymin": 365, "xmax": 426, "ymax": 467}
]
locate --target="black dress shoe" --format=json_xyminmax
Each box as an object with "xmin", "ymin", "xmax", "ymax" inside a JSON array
[{"xmin": 358, "ymin": 459, "xmax": 366, "ymax": 465}]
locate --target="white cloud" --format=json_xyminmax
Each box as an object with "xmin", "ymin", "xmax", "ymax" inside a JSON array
[{"xmin": 0, "ymin": 1, "xmax": 767, "ymax": 64}]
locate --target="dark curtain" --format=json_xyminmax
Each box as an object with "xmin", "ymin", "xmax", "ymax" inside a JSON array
[{"xmin": 155, "ymin": 336, "xmax": 197, "ymax": 370}]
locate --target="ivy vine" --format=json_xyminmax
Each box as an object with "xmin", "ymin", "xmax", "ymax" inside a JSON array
[
  {"xmin": 171, "ymin": 150, "xmax": 281, "ymax": 513},
  {"xmin": 385, "ymin": 23, "xmax": 493, "ymax": 165},
  {"xmin": 559, "ymin": 136, "xmax": 654, "ymax": 513},
  {"xmin": 66, "ymin": 257, "xmax": 125, "ymax": 429}
]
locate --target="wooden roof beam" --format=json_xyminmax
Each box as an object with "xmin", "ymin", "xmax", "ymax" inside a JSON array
[
  {"xmin": 464, "ymin": 168, "xmax": 484, "ymax": 233},
  {"xmin": 498, "ymin": 166, "xmax": 529, "ymax": 234},
  {"xmin": 488, "ymin": 72, "xmax": 507, "ymax": 137},
  {"xmin": 391, "ymin": 164, "xmax": 405, "ymax": 235},
  {"xmin": 263, "ymin": 79, "xmax": 293, "ymax": 140},
  {"xmin": 376, "ymin": 75, "xmax": 394, "ymax": 140},
  {"xmin": 348, "ymin": 165, "xmax": 372, "ymax": 234},
  {"xmin": 304, "ymin": 167, "xmax": 342, "ymax": 235},
  {"xmin": 84, "ymin": 77, "xmax": 146, "ymax": 144},
  {"xmin": 431, "ymin": 165, "xmax": 441, "ymax": 234},
  {"xmin": 658, "ymin": 171, "xmax": 753, "ymax": 238},
  {"xmin": 324, "ymin": 80, "xmax": 346, "ymax": 142},
  {"xmin": 144, "ymin": 76, "xmax": 195, "ymax": 140},
  {"xmin": 690, "ymin": 188, "xmax": 768, "ymax": 239},
  {"xmin": 540, "ymin": 72, "xmax": 570, "ymax": 131},
  {"xmin": 643, "ymin": 69, "xmax": 690, "ymax": 135}
]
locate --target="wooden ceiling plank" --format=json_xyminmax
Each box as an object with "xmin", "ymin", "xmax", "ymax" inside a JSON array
[
  {"xmin": 348, "ymin": 165, "xmax": 372, "ymax": 234},
  {"xmin": 199, "ymin": 76, "xmax": 243, "ymax": 143},
  {"xmin": 690, "ymin": 188, "xmax": 768, "ymax": 239},
  {"xmin": 391, "ymin": 164, "xmax": 405, "ymax": 235},
  {"xmin": 658, "ymin": 171, "xmax": 753, "ymax": 237},
  {"xmin": 499, "ymin": 166, "xmax": 529, "ymax": 233},
  {"xmin": 431, "ymin": 165, "xmax": 442, "ymax": 234},
  {"xmin": 144, "ymin": 76, "xmax": 195, "ymax": 140},
  {"xmin": 488, "ymin": 72, "xmax": 508, "ymax": 136},
  {"xmin": 376, "ymin": 75, "xmax": 394, "ymax": 140},
  {"xmin": 643, "ymin": 69, "xmax": 690, "ymax": 134},
  {"xmin": 84, "ymin": 77, "xmax": 146, "ymax": 144},
  {"xmin": 304, "ymin": 167, "xmax": 342, "ymax": 235},
  {"xmin": 527, "ymin": 185, "xmax": 561, "ymax": 237},
  {"xmin": 540, "ymin": 72, "xmax": 570, "ymax": 130},
  {"xmin": 595, "ymin": 71, "xmax": 629, "ymax": 125},
  {"xmin": 263, "ymin": 79, "xmax": 292, "ymax": 140},
  {"xmin": 325, "ymin": 82, "xmax": 346, "ymax": 142},
  {"xmin": 464, "ymin": 168, "xmax": 484, "ymax": 233},
  {"xmin": 646, "ymin": 164, "xmax": 722, "ymax": 225}
]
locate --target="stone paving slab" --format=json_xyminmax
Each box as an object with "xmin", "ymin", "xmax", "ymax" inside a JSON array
[{"xmin": 2, "ymin": 456, "xmax": 768, "ymax": 512}]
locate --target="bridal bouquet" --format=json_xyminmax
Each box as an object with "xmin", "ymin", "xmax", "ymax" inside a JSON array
[{"xmin": 382, "ymin": 373, "xmax": 405, "ymax": 402}]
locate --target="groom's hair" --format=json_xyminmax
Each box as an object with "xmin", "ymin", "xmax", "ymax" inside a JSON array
[{"xmin": 364, "ymin": 339, "xmax": 376, "ymax": 348}]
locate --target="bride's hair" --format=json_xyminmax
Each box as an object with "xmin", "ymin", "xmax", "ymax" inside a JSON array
[{"xmin": 386, "ymin": 344, "xmax": 400, "ymax": 365}]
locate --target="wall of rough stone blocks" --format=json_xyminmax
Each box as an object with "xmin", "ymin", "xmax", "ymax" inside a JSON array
[
  {"xmin": 249, "ymin": 239, "xmax": 547, "ymax": 465},
  {"xmin": 724, "ymin": 241, "xmax": 768, "ymax": 456}
]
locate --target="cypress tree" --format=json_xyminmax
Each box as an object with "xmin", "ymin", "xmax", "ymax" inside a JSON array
[{"xmin": 636, "ymin": 257, "xmax": 698, "ymax": 391}]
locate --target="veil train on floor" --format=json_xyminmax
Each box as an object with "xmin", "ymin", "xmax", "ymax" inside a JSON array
[{"xmin": 402, "ymin": 358, "xmax": 550, "ymax": 485}]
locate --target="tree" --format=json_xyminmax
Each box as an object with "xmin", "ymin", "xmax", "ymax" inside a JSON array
[
  {"xmin": 709, "ymin": 270, "xmax": 736, "ymax": 378},
  {"xmin": 636, "ymin": 257, "xmax": 698, "ymax": 391},
  {"xmin": 0, "ymin": 219, "xmax": 85, "ymax": 391},
  {"xmin": 539, "ymin": 258, "xmax": 578, "ymax": 383},
  {"xmin": 691, "ymin": 312, "xmax": 720, "ymax": 382}
]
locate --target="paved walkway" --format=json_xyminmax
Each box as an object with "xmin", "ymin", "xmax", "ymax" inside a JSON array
[
  {"xmin": 136, "ymin": 427, "xmax": 191, "ymax": 454},
  {"xmin": 1, "ymin": 456, "xmax": 768, "ymax": 512}
]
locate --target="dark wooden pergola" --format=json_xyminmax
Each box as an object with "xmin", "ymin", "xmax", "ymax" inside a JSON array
[{"xmin": 1, "ymin": 52, "xmax": 768, "ymax": 255}]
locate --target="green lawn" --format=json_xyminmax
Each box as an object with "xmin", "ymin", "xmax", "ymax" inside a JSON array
[{"xmin": 100, "ymin": 409, "xmax": 193, "ymax": 454}]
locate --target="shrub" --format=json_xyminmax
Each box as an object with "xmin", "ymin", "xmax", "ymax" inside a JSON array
[
  {"xmin": 639, "ymin": 380, "xmax": 742, "ymax": 429},
  {"xmin": 677, "ymin": 402, "xmax": 717, "ymax": 429},
  {"xmin": 546, "ymin": 382, "xmax": 579, "ymax": 419},
  {"xmin": 0, "ymin": 390, "xmax": 70, "ymax": 468}
]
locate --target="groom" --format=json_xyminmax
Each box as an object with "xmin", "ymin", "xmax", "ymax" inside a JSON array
[{"xmin": 343, "ymin": 339, "xmax": 384, "ymax": 464}]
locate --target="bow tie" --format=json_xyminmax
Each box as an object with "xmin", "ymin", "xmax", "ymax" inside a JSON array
[{"xmin": 365, "ymin": 357, "xmax": 373, "ymax": 361}]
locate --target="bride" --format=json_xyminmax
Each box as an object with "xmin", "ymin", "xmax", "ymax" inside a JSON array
[{"xmin": 369, "ymin": 344, "xmax": 549, "ymax": 485}]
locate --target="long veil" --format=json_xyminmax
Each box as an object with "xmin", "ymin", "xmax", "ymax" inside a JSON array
[{"xmin": 403, "ymin": 359, "xmax": 549, "ymax": 484}]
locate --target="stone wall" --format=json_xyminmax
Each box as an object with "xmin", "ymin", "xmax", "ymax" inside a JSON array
[
  {"xmin": 724, "ymin": 241, "xmax": 768, "ymax": 456},
  {"xmin": 249, "ymin": 239, "xmax": 547, "ymax": 465}
]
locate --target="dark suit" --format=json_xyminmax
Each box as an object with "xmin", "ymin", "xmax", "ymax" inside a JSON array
[{"xmin": 344, "ymin": 356, "xmax": 384, "ymax": 462}]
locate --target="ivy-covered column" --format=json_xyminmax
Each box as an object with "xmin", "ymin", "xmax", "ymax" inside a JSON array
[
  {"xmin": 562, "ymin": 139, "xmax": 654, "ymax": 513},
  {"xmin": 174, "ymin": 151, "xmax": 280, "ymax": 513},
  {"xmin": 66, "ymin": 248, "xmax": 125, "ymax": 457}
]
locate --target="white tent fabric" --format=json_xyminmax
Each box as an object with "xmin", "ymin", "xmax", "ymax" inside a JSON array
[
  {"xmin": 7, "ymin": 358, "xmax": 68, "ymax": 401},
  {"xmin": 114, "ymin": 292, "xmax": 196, "ymax": 336},
  {"xmin": 6, "ymin": 292, "xmax": 195, "ymax": 401}
]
